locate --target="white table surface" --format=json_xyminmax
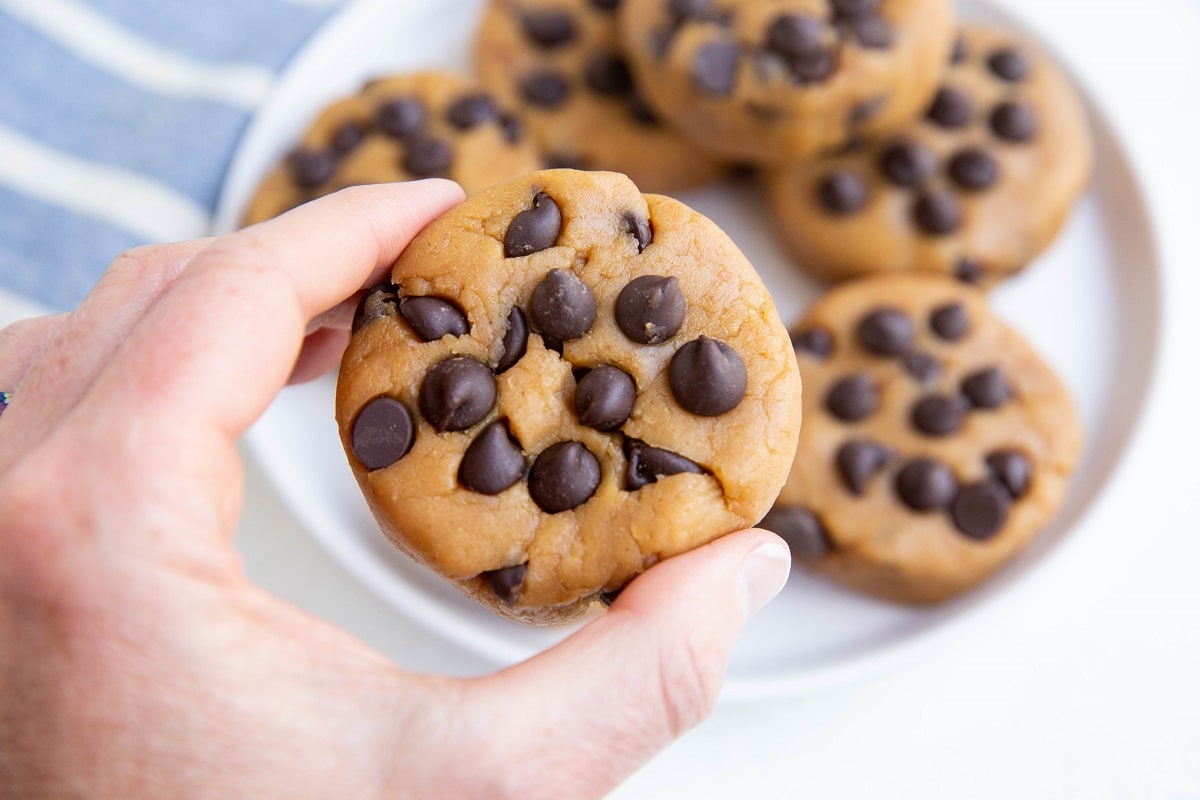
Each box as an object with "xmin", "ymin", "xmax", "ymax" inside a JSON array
[{"xmin": 4, "ymin": 1, "xmax": 1200, "ymax": 796}]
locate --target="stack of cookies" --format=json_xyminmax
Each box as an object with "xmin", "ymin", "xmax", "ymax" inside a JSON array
[{"xmin": 246, "ymin": 0, "xmax": 1094, "ymax": 617}]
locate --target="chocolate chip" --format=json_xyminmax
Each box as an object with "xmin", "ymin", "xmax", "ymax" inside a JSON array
[
  {"xmin": 615, "ymin": 275, "xmax": 685, "ymax": 345},
  {"xmin": 530, "ymin": 269, "xmax": 597, "ymax": 341},
  {"xmin": 330, "ymin": 121, "xmax": 366, "ymax": 154},
  {"xmin": 961, "ymin": 367, "xmax": 1012, "ymax": 409},
  {"xmin": 376, "ymin": 97, "xmax": 426, "ymax": 139},
  {"xmin": 878, "ymin": 140, "xmax": 936, "ymax": 187},
  {"xmin": 418, "ymin": 356, "xmax": 496, "ymax": 432},
  {"xmin": 521, "ymin": 70, "xmax": 570, "ymax": 108},
  {"xmin": 955, "ymin": 257, "xmax": 984, "ymax": 285},
  {"xmin": 987, "ymin": 47, "xmax": 1030, "ymax": 83},
  {"xmin": 911, "ymin": 393, "xmax": 968, "ymax": 437},
  {"xmin": 585, "ymin": 54, "xmax": 634, "ymax": 96},
  {"xmin": 989, "ymin": 101, "xmax": 1038, "ymax": 142},
  {"xmin": 625, "ymin": 440, "xmax": 705, "ymax": 490},
  {"xmin": 836, "ymin": 439, "xmax": 892, "ymax": 495},
  {"xmin": 825, "ymin": 373, "xmax": 878, "ymax": 422},
  {"xmin": 495, "ymin": 306, "xmax": 529, "ymax": 373},
  {"xmin": 691, "ymin": 39, "xmax": 740, "ymax": 96},
  {"xmin": 622, "ymin": 213, "xmax": 653, "ymax": 253},
  {"xmin": 589, "ymin": 0, "xmax": 619, "ymax": 10},
  {"xmin": 895, "ymin": 457, "xmax": 957, "ymax": 511},
  {"xmin": 398, "ymin": 296, "xmax": 469, "ymax": 341},
  {"xmin": 819, "ymin": 170, "xmax": 869, "ymax": 215},
  {"xmin": 986, "ymin": 450, "xmax": 1032, "ymax": 498},
  {"xmin": 930, "ymin": 301, "xmax": 970, "ymax": 341},
  {"xmin": 668, "ymin": 336, "xmax": 747, "ymax": 417},
  {"xmin": 628, "ymin": 93, "xmax": 660, "ymax": 125},
  {"xmin": 351, "ymin": 396, "xmax": 415, "ymax": 470},
  {"xmin": 857, "ymin": 307, "xmax": 915, "ymax": 357},
  {"xmin": 926, "ymin": 86, "xmax": 973, "ymax": 128},
  {"xmin": 483, "ymin": 564, "xmax": 527, "ymax": 604},
  {"xmin": 504, "ymin": 192, "xmax": 562, "ymax": 257},
  {"xmin": 902, "ymin": 351, "xmax": 941, "ymax": 383},
  {"xmin": 528, "ymin": 441, "xmax": 601, "ymax": 513},
  {"xmin": 791, "ymin": 326, "xmax": 834, "ymax": 359},
  {"xmin": 446, "ymin": 93, "xmax": 498, "ymax": 129},
  {"xmin": 951, "ymin": 480, "xmax": 1012, "ymax": 540},
  {"xmin": 951, "ymin": 36, "xmax": 969, "ymax": 63},
  {"xmin": 520, "ymin": 9, "xmax": 577, "ymax": 48},
  {"xmin": 543, "ymin": 152, "xmax": 586, "ymax": 170},
  {"xmin": 459, "ymin": 420, "xmax": 526, "ymax": 495},
  {"xmin": 499, "ymin": 113, "xmax": 523, "ymax": 144},
  {"xmin": 948, "ymin": 147, "xmax": 999, "ymax": 191},
  {"xmin": 575, "ymin": 367, "xmax": 637, "ymax": 431},
  {"xmin": 831, "ymin": 0, "xmax": 881, "ymax": 18},
  {"xmin": 352, "ymin": 285, "xmax": 398, "ymax": 332},
  {"xmin": 286, "ymin": 148, "xmax": 335, "ymax": 188},
  {"xmin": 850, "ymin": 16, "xmax": 893, "ymax": 49},
  {"xmin": 403, "ymin": 134, "xmax": 453, "ymax": 177},
  {"xmin": 759, "ymin": 505, "xmax": 831, "ymax": 560},
  {"xmin": 765, "ymin": 14, "xmax": 826, "ymax": 61},
  {"xmin": 913, "ymin": 189, "xmax": 964, "ymax": 235}
]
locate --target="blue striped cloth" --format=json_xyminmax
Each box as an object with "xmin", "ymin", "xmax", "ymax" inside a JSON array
[{"xmin": 0, "ymin": 0, "xmax": 346, "ymax": 311}]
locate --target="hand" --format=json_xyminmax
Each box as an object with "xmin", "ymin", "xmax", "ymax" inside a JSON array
[{"xmin": 0, "ymin": 181, "xmax": 791, "ymax": 799}]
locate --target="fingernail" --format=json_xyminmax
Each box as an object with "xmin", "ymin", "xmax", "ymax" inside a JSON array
[{"xmin": 739, "ymin": 541, "xmax": 791, "ymax": 617}]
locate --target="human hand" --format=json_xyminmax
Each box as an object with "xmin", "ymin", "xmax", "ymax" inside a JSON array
[{"xmin": 0, "ymin": 181, "xmax": 791, "ymax": 799}]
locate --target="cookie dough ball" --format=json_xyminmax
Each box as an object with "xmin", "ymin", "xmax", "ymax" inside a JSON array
[
  {"xmin": 243, "ymin": 71, "xmax": 541, "ymax": 225},
  {"xmin": 473, "ymin": 0, "xmax": 728, "ymax": 194},
  {"xmin": 618, "ymin": 0, "xmax": 955, "ymax": 163},
  {"xmin": 763, "ymin": 274, "xmax": 1082, "ymax": 604},
  {"xmin": 763, "ymin": 24, "xmax": 1094, "ymax": 286},
  {"xmin": 336, "ymin": 169, "xmax": 801, "ymax": 624}
]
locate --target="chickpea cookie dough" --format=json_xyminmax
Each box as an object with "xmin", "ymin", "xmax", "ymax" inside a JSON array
[
  {"xmin": 243, "ymin": 71, "xmax": 541, "ymax": 225},
  {"xmin": 473, "ymin": 0, "xmax": 728, "ymax": 193},
  {"xmin": 761, "ymin": 274, "xmax": 1081, "ymax": 604},
  {"xmin": 617, "ymin": 0, "xmax": 955, "ymax": 163},
  {"xmin": 336, "ymin": 169, "xmax": 802, "ymax": 624},
  {"xmin": 763, "ymin": 24, "xmax": 1093, "ymax": 286}
]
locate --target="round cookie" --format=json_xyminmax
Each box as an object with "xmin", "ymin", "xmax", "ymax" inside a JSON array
[
  {"xmin": 763, "ymin": 24, "xmax": 1094, "ymax": 286},
  {"xmin": 336, "ymin": 169, "xmax": 801, "ymax": 624},
  {"xmin": 762, "ymin": 274, "xmax": 1082, "ymax": 604},
  {"xmin": 473, "ymin": 0, "xmax": 728, "ymax": 194},
  {"xmin": 617, "ymin": 0, "xmax": 955, "ymax": 163},
  {"xmin": 242, "ymin": 71, "xmax": 541, "ymax": 225}
]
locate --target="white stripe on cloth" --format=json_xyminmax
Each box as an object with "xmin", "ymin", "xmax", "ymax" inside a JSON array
[
  {"xmin": 0, "ymin": 0, "xmax": 275, "ymax": 110},
  {"xmin": 0, "ymin": 125, "xmax": 211, "ymax": 243}
]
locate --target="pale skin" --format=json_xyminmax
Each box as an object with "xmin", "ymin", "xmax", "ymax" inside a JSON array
[{"xmin": 0, "ymin": 181, "xmax": 791, "ymax": 799}]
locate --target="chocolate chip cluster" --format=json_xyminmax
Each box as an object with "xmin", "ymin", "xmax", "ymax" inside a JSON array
[
  {"xmin": 776, "ymin": 300, "xmax": 1036, "ymax": 545},
  {"xmin": 347, "ymin": 189, "xmax": 752, "ymax": 605}
]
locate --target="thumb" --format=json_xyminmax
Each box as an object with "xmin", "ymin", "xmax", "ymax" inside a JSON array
[{"xmin": 459, "ymin": 529, "xmax": 791, "ymax": 798}]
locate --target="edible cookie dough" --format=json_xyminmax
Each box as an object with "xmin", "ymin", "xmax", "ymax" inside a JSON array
[
  {"xmin": 617, "ymin": 0, "xmax": 955, "ymax": 163},
  {"xmin": 473, "ymin": 0, "xmax": 728, "ymax": 193},
  {"xmin": 763, "ymin": 24, "xmax": 1093, "ymax": 286},
  {"xmin": 336, "ymin": 169, "xmax": 801, "ymax": 624},
  {"xmin": 761, "ymin": 274, "xmax": 1081, "ymax": 604},
  {"xmin": 242, "ymin": 71, "xmax": 541, "ymax": 225}
]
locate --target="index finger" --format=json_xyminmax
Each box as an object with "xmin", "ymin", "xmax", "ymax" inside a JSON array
[{"xmin": 84, "ymin": 180, "xmax": 464, "ymax": 439}]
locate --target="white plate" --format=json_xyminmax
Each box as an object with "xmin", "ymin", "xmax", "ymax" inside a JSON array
[{"xmin": 216, "ymin": 0, "xmax": 1162, "ymax": 699}]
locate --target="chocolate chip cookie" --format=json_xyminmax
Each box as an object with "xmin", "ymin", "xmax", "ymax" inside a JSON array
[
  {"xmin": 763, "ymin": 24, "xmax": 1093, "ymax": 286},
  {"xmin": 473, "ymin": 0, "xmax": 728, "ymax": 194},
  {"xmin": 242, "ymin": 71, "xmax": 541, "ymax": 225},
  {"xmin": 336, "ymin": 169, "xmax": 801, "ymax": 624},
  {"xmin": 617, "ymin": 0, "xmax": 955, "ymax": 163},
  {"xmin": 762, "ymin": 274, "xmax": 1081, "ymax": 604}
]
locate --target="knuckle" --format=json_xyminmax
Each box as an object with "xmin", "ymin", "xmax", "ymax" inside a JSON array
[{"xmin": 653, "ymin": 628, "xmax": 726, "ymax": 737}]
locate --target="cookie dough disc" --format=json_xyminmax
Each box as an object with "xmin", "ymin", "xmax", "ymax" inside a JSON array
[
  {"xmin": 763, "ymin": 274, "xmax": 1081, "ymax": 604},
  {"xmin": 473, "ymin": 0, "xmax": 728, "ymax": 194},
  {"xmin": 336, "ymin": 169, "xmax": 801, "ymax": 624},
  {"xmin": 242, "ymin": 71, "xmax": 541, "ymax": 225},
  {"xmin": 618, "ymin": 0, "xmax": 955, "ymax": 163},
  {"xmin": 763, "ymin": 24, "xmax": 1094, "ymax": 286}
]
